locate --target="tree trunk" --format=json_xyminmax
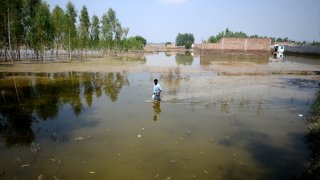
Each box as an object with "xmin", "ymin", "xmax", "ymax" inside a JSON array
[
  {"xmin": 18, "ymin": 47, "xmax": 20, "ymax": 60},
  {"xmin": 7, "ymin": 6, "xmax": 12, "ymax": 61},
  {"xmin": 56, "ymin": 41, "xmax": 59, "ymax": 59},
  {"xmin": 43, "ymin": 46, "xmax": 45, "ymax": 61},
  {"xmin": 69, "ymin": 27, "xmax": 71, "ymax": 60}
]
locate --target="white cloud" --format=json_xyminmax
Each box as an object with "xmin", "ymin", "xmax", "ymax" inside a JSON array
[{"xmin": 157, "ymin": 0, "xmax": 188, "ymax": 5}]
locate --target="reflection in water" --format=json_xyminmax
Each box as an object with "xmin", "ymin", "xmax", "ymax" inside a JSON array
[
  {"xmin": 152, "ymin": 101, "xmax": 161, "ymax": 121},
  {"xmin": 199, "ymin": 53, "xmax": 269, "ymax": 65},
  {"xmin": 0, "ymin": 72, "xmax": 129, "ymax": 146},
  {"xmin": 175, "ymin": 52, "xmax": 193, "ymax": 65},
  {"xmin": 0, "ymin": 68, "xmax": 318, "ymax": 179}
]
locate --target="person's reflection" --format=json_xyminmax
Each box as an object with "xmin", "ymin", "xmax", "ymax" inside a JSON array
[{"xmin": 152, "ymin": 101, "xmax": 161, "ymax": 121}]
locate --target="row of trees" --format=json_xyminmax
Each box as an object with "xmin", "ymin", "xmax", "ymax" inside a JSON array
[
  {"xmin": 208, "ymin": 28, "xmax": 247, "ymax": 43},
  {"xmin": 207, "ymin": 28, "xmax": 320, "ymax": 45},
  {"xmin": 0, "ymin": 0, "xmax": 147, "ymax": 61}
]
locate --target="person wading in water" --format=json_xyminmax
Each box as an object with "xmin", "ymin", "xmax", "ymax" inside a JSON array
[{"xmin": 152, "ymin": 79, "xmax": 162, "ymax": 101}]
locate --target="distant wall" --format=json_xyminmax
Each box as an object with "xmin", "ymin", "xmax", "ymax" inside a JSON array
[
  {"xmin": 196, "ymin": 38, "xmax": 271, "ymax": 52},
  {"xmin": 144, "ymin": 45, "xmax": 186, "ymax": 52},
  {"xmin": 284, "ymin": 45, "xmax": 320, "ymax": 55}
]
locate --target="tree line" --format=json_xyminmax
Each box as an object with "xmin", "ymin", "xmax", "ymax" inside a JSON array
[
  {"xmin": 208, "ymin": 28, "xmax": 320, "ymax": 45},
  {"xmin": 0, "ymin": 0, "xmax": 147, "ymax": 61}
]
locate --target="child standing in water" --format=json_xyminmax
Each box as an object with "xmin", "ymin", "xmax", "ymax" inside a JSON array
[{"xmin": 153, "ymin": 79, "xmax": 162, "ymax": 101}]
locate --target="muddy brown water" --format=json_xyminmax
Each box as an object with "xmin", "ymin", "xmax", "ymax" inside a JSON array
[{"xmin": 0, "ymin": 53, "xmax": 320, "ymax": 179}]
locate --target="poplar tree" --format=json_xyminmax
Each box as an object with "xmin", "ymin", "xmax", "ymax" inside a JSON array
[
  {"xmin": 101, "ymin": 9, "xmax": 113, "ymax": 52},
  {"xmin": 32, "ymin": 1, "xmax": 53, "ymax": 59},
  {"xmin": 101, "ymin": 8, "xmax": 128, "ymax": 52},
  {"xmin": 65, "ymin": 1, "xmax": 77, "ymax": 60},
  {"xmin": 90, "ymin": 15, "xmax": 100, "ymax": 50},
  {"xmin": 0, "ymin": 0, "xmax": 24, "ymax": 60},
  {"xmin": 52, "ymin": 5, "xmax": 66, "ymax": 57},
  {"xmin": 79, "ymin": 5, "xmax": 90, "ymax": 59}
]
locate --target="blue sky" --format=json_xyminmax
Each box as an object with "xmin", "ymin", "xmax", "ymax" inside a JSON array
[{"xmin": 46, "ymin": 0, "xmax": 320, "ymax": 43}]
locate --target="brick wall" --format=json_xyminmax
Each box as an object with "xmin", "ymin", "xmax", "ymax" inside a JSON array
[{"xmin": 196, "ymin": 38, "xmax": 271, "ymax": 51}]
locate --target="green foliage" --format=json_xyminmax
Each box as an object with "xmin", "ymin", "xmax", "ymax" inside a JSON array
[
  {"xmin": 52, "ymin": 5, "xmax": 66, "ymax": 52},
  {"xmin": 134, "ymin": 35, "xmax": 147, "ymax": 46},
  {"xmin": 65, "ymin": 2, "xmax": 77, "ymax": 53},
  {"xmin": 90, "ymin": 15, "xmax": 100, "ymax": 50},
  {"xmin": 208, "ymin": 28, "xmax": 248, "ymax": 43},
  {"xmin": 31, "ymin": 1, "xmax": 53, "ymax": 52},
  {"xmin": 208, "ymin": 36, "xmax": 219, "ymax": 43},
  {"xmin": 120, "ymin": 36, "xmax": 146, "ymax": 51},
  {"xmin": 79, "ymin": 5, "xmax": 90, "ymax": 51},
  {"xmin": 0, "ymin": 0, "xmax": 147, "ymax": 60},
  {"xmin": 176, "ymin": 33, "xmax": 194, "ymax": 49},
  {"xmin": 101, "ymin": 8, "xmax": 129, "ymax": 51},
  {"xmin": 10, "ymin": 0, "xmax": 24, "ymax": 49}
]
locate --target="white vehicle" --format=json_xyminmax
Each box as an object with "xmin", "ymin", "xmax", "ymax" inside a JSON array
[
  {"xmin": 273, "ymin": 45, "xmax": 285, "ymax": 59},
  {"xmin": 274, "ymin": 45, "xmax": 285, "ymax": 53}
]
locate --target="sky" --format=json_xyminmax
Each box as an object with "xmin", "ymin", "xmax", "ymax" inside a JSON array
[{"xmin": 46, "ymin": 0, "xmax": 320, "ymax": 43}]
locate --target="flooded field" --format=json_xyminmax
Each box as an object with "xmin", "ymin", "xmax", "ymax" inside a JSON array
[{"xmin": 0, "ymin": 53, "xmax": 320, "ymax": 179}]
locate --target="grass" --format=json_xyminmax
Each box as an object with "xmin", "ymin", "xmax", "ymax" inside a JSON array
[{"xmin": 302, "ymin": 90, "xmax": 320, "ymax": 179}]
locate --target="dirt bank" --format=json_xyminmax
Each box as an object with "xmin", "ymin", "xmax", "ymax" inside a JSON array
[{"xmin": 302, "ymin": 90, "xmax": 320, "ymax": 180}]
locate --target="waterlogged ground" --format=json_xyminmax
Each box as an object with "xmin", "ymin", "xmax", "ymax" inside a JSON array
[{"xmin": 0, "ymin": 53, "xmax": 320, "ymax": 179}]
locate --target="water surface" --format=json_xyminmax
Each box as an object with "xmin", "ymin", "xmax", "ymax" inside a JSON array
[{"xmin": 0, "ymin": 53, "xmax": 319, "ymax": 179}]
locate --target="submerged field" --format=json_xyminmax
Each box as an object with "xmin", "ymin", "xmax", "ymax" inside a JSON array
[{"xmin": 0, "ymin": 53, "xmax": 319, "ymax": 179}]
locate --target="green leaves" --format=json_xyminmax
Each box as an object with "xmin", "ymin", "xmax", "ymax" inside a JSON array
[
  {"xmin": 0, "ymin": 1, "xmax": 147, "ymax": 60},
  {"xmin": 52, "ymin": 5, "xmax": 66, "ymax": 48},
  {"xmin": 79, "ymin": 5, "xmax": 90, "ymax": 50},
  {"xmin": 101, "ymin": 8, "xmax": 130, "ymax": 51},
  {"xmin": 66, "ymin": 1, "xmax": 77, "ymax": 56},
  {"xmin": 31, "ymin": 1, "xmax": 53, "ymax": 51},
  {"xmin": 176, "ymin": 33, "xmax": 194, "ymax": 49},
  {"xmin": 208, "ymin": 28, "xmax": 248, "ymax": 43},
  {"xmin": 120, "ymin": 36, "xmax": 147, "ymax": 51},
  {"xmin": 90, "ymin": 15, "xmax": 100, "ymax": 50}
]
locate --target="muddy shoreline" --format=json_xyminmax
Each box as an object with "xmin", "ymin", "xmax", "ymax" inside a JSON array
[{"xmin": 303, "ymin": 90, "xmax": 320, "ymax": 179}]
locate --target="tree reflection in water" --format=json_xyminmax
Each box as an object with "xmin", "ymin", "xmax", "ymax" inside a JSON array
[
  {"xmin": 0, "ymin": 72, "xmax": 129, "ymax": 147},
  {"xmin": 175, "ymin": 52, "xmax": 193, "ymax": 65}
]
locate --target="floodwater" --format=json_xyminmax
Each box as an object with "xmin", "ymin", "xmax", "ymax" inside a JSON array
[{"xmin": 0, "ymin": 53, "xmax": 320, "ymax": 179}]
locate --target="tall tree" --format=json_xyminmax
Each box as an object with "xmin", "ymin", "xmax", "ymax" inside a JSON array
[
  {"xmin": 52, "ymin": 5, "xmax": 66, "ymax": 57},
  {"xmin": 65, "ymin": 1, "xmax": 77, "ymax": 60},
  {"xmin": 11, "ymin": 0, "xmax": 24, "ymax": 60},
  {"xmin": 101, "ymin": 9, "xmax": 114, "ymax": 52},
  {"xmin": 90, "ymin": 15, "xmax": 100, "ymax": 50},
  {"xmin": 101, "ymin": 8, "xmax": 128, "ymax": 52},
  {"xmin": 176, "ymin": 33, "xmax": 194, "ymax": 49},
  {"xmin": 31, "ymin": 1, "xmax": 53, "ymax": 59},
  {"xmin": 0, "ymin": 0, "xmax": 24, "ymax": 60},
  {"xmin": 23, "ymin": 0, "xmax": 41, "ymax": 58},
  {"xmin": 78, "ymin": 5, "xmax": 90, "ymax": 59}
]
